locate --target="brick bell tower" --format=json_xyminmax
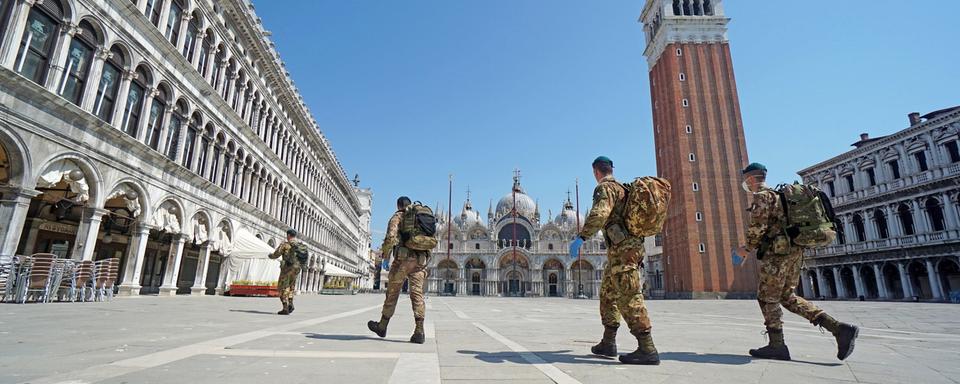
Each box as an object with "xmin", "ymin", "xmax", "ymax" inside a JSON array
[{"xmin": 640, "ymin": 0, "xmax": 757, "ymax": 298}]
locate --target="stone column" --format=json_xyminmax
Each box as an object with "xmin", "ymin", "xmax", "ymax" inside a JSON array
[
  {"xmin": 0, "ymin": 0, "xmax": 38, "ymax": 68},
  {"xmin": 832, "ymin": 267, "xmax": 846, "ymax": 298},
  {"xmin": 202, "ymin": 47, "xmax": 218, "ymax": 83},
  {"xmin": 191, "ymin": 245, "xmax": 212, "ymax": 295},
  {"xmin": 873, "ymin": 264, "xmax": 889, "ymax": 299},
  {"xmin": 941, "ymin": 192, "xmax": 959, "ymax": 230},
  {"xmin": 118, "ymin": 223, "xmax": 155, "ymax": 296},
  {"xmin": 925, "ymin": 259, "xmax": 944, "ymax": 300},
  {"xmin": 887, "ymin": 205, "xmax": 902, "ymax": 238},
  {"xmin": 73, "ymin": 208, "xmax": 109, "ymax": 261},
  {"xmin": 111, "ymin": 69, "xmax": 137, "ymax": 128},
  {"xmin": 155, "ymin": 106, "xmax": 175, "ymax": 154},
  {"xmin": 80, "ymin": 48, "xmax": 110, "ymax": 111},
  {"xmin": 135, "ymin": 88, "xmax": 159, "ymax": 143},
  {"xmin": 158, "ymin": 235, "xmax": 187, "ymax": 296},
  {"xmin": 815, "ymin": 268, "xmax": 831, "ymax": 298},
  {"xmin": 158, "ymin": 0, "xmax": 173, "ymax": 40},
  {"xmin": 190, "ymin": 31, "xmax": 205, "ymax": 68},
  {"xmin": 45, "ymin": 22, "xmax": 80, "ymax": 93},
  {"xmin": 175, "ymin": 13, "xmax": 192, "ymax": 53},
  {"xmin": 912, "ymin": 199, "xmax": 929, "ymax": 234},
  {"xmin": 0, "ymin": 187, "xmax": 40, "ymax": 256},
  {"xmin": 852, "ymin": 265, "xmax": 865, "ymax": 298},
  {"xmin": 897, "ymin": 262, "xmax": 913, "ymax": 298},
  {"xmin": 800, "ymin": 269, "xmax": 814, "ymax": 298}
]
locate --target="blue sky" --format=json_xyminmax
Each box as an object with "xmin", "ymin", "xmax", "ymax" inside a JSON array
[{"xmin": 251, "ymin": 1, "xmax": 960, "ymax": 247}]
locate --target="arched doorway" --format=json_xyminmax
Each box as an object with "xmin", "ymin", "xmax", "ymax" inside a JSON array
[
  {"xmin": 822, "ymin": 268, "xmax": 838, "ymax": 299},
  {"xmin": 939, "ymin": 259, "xmax": 960, "ymax": 300},
  {"xmin": 96, "ymin": 183, "xmax": 147, "ymax": 288},
  {"xmin": 882, "ymin": 264, "xmax": 904, "ymax": 299},
  {"xmin": 571, "ymin": 259, "xmax": 596, "ymax": 298},
  {"xmin": 840, "ymin": 266, "xmax": 857, "ymax": 298},
  {"xmin": 907, "ymin": 261, "xmax": 932, "ymax": 299},
  {"xmin": 177, "ymin": 212, "xmax": 211, "ymax": 294},
  {"xmin": 436, "ymin": 259, "xmax": 458, "ymax": 295},
  {"xmin": 465, "ymin": 258, "xmax": 485, "ymax": 296},
  {"xmin": 16, "ymin": 159, "xmax": 96, "ymax": 259},
  {"xmin": 141, "ymin": 200, "xmax": 184, "ymax": 295},
  {"xmin": 499, "ymin": 251, "xmax": 529, "ymax": 297},
  {"xmin": 543, "ymin": 259, "xmax": 564, "ymax": 297},
  {"xmin": 859, "ymin": 265, "xmax": 879, "ymax": 299}
]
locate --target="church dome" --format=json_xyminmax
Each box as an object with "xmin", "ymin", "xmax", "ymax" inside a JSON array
[
  {"xmin": 455, "ymin": 197, "xmax": 485, "ymax": 228},
  {"xmin": 495, "ymin": 172, "xmax": 537, "ymax": 219},
  {"xmin": 554, "ymin": 198, "xmax": 583, "ymax": 229}
]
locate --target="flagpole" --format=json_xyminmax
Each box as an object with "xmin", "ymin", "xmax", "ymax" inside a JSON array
[{"xmin": 575, "ymin": 178, "xmax": 584, "ymax": 299}]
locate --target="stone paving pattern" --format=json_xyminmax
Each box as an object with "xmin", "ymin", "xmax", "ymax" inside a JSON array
[{"xmin": 2, "ymin": 295, "xmax": 959, "ymax": 383}]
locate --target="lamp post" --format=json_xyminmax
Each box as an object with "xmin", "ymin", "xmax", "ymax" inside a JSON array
[{"xmin": 575, "ymin": 178, "xmax": 586, "ymax": 299}]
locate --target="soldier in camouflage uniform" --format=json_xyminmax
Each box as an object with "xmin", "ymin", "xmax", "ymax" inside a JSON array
[
  {"xmin": 368, "ymin": 196, "xmax": 429, "ymax": 344},
  {"xmin": 736, "ymin": 163, "xmax": 859, "ymax": 361},
  {"xmin": 571, "ymin": 156, "xmax": 659, "ymax": 365},
  {"xmin": 269, "ymin": 229, "xmax": 302, "ymax": 315}
]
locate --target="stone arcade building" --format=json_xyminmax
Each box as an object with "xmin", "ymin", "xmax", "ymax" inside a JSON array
[
  {"xmin": 0, "ymin": 0, "xmax": 369, "ymax": 295},
  {"xmin": 424, "ymin": 174, "xmax": 660, "ymax": 298},
  {"xmin": 799, "ymin": 107, "xmax": 960, "ymax": 302}
]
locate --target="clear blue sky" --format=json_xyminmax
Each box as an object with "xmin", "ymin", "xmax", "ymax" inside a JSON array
[{"xmin": 251, "ymin": 1, "xmax": 960, "ymax": 247}]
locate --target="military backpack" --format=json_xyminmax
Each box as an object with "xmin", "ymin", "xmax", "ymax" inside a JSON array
[
  {"xmin": 282, "ymin": 241, "xmax": 309, "ymax": 268},
  {"xmin": 400, "ymin": 202, "xmax": 438, "ymax": 251},
  {"xmin": 620, "ymin": 177, "xmax": 672, "ymax": 238},
  {"xmin": 776, "ymin": 182, "xmax": 837, "ymax": 248}
]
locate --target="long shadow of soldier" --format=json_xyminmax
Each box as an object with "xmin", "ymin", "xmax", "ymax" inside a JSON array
[
  {"xmin": 305, "ymin": 333, "xmax": 409, "ymax": 344},
  {"xmin": 457, "ymin": 350, "xmax": 620, "ymax": 366}
]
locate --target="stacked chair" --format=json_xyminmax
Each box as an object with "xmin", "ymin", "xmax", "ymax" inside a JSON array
[{"xmin": 21, "ymin": 253, "xmax": 55, "ymax": 303}]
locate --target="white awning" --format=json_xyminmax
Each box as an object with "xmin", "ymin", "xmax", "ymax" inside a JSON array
[{"xmin": 325, "ymin": 263, "xmax": 359, "ymax": 278}]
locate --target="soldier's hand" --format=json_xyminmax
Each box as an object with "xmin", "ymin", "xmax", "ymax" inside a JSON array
[
  {"xmin": 569, "ymin": 237, "xmax": 584, "ymax": 258},
  {"xmin": 381, "ymin": 259, "xmax": 390, "ymax": 271}
]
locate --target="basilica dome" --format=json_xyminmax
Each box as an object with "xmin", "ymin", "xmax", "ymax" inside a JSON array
[
  {"xmin": 554, "ymin": 197, "xmax": 584, "ymax": 229},
  {"xmin": 454, "ymin": 199, "xmax": 484, "ymax": 228},
  {"xmin": 496, "ymin": 176, "xmax": 537, "ymax": 219}
]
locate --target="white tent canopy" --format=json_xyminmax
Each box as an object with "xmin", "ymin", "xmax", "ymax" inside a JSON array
[
  {"xmin": 325, "ymin": 263, "xmax": 359, "ymax": 278},
  {"xmin": 221, "ymin": 228, "xmax": 278, "ymax": 289}
]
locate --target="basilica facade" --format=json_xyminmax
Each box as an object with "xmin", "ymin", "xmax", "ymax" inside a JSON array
[{"xmin": 424, "ymin": 175, "xmax": 660, "ymax": 298}]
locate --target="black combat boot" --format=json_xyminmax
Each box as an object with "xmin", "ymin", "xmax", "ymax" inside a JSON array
[
  {"xmin": 410, "ymin": 318, "xmax": 425, "ymax": 344},
  {"xmin": 277, "ymin": 302, "xmax": 289, "ymax": 315},
  {"xmin": 591, "ymin": 326, "xmax": 618, "ymax": 357},
  {"xmin": 749, "ymin": 328, "xmax": 791, "ymax": 360},
  {"xmin": 287, "ymin": 299, "xmax": 295, "ymax": 314},
  {"xmin": 367, "ymin": 316, "xmax": 389, "ymax": 338},
  {"xmin": 619, "ymin": 331, "xmax": 660, "ymax": 365},
  {"xmin": 814, "ymin": 313, "xmax": 859, "ymax": 360}
]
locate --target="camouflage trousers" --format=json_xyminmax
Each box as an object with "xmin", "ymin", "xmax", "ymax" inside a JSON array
[
  {"xmin": 757, "ymin": 250, "xmax": 824, "ymax": 330},
  {"xmin": 599, "ymin": 247, "xmax": 652, "ymax": 333},
  {"xmin": 381, "ymin": 256, "xmax": 428, "ymax": 320},
  {"xmin": 278, "ymin": 267, "xmax": 300, "ymax": 307}
]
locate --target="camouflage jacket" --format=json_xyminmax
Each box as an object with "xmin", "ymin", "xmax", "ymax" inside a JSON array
[
  {"xmin": 746, "ymin": 187, "xmax": 790, "ymax": 255},
  {"xmin": 579, "ymin": 176, "xmax": 625, "ymax": 241},
  {"xmin": 378, "ymin": 210, "xmax": 403, "ymax": 263},
  {"xmin": 269, "ymin": 240, "xmax": 300, "ymax": 270}
]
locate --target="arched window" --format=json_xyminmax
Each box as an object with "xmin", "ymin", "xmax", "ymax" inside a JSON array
[
  {"xmin": 703, "ymin": 0, "xmax": 714, "ymax": 15},
  {"xmin": 874, "ymin": 209, "xmax": 889, "ymax": 239},
  {"xmin": 93, "ymin": 46, "xmax": 125, "ymax": 122},
  {"xmin": 144, "ymin": 0, "xmax": 164, "ymax": 27},
  {"xmin": 852, "ymin": 214, "xmax": 866, "ymax": 242},
  {"xmin": 926, "ymin": 198, "xmax": 946, "ymax": 232},
  {"xmin": 15, "ymin": 0, "xmax": 64, "ymax": 85},
  {"xmin": 181, "ymin": 113, "xmax": 201, "ymax": 168},
  {"xmin": 232, "ymin": 71, "xmax": 244, "ymax": 110},
  {"xmin": 218, "ymin": 142, "xmax": 230, "ymax": 189},
  {"xmin": 145, "ymin": 85, "xmax": 168, "ymax": 150},
  {"xmin": 164, "ymin": 0, "xmax": 185, "ymax": 46},
  {"xmin": 59, "ymin": 20, "xmax": 99, "ymax": 105},
  {"xmin": 121, "ymin": 66, "xmax": 149, "ymax": 137},
  {"xmin": 165, "ymin": 100, "xmax": 187, "ymax": 160},
  {"xmin": 898, "ymin": 203, "xmax": 915, "ymax": 236},
  {"xmin": 182, "ymin": 11, "xmax": 200, "ymax": 60},
  {"xmin": 221, "ymin": 59, "xmax": 235, "ymax": 99},
  {"xmin": 672, "ymin": 0, "xmax": 681, "ymax": 15},
  {"xmin": 197, "ymin": 30, "xmax": 213, "ymax": 76}
]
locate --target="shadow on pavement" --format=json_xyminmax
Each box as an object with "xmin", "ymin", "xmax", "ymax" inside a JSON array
[
  {"xmin": 660, "ymin": 352, "xmax": 751, "ymax": 365},
  {"xmin": 228, "ymin": 309, "xmax": 277, "ymax": 315},
  {"xmin": 457, "ymin": 350, "xmax": 620, "ymax": 366},
  {"xmin": 304, "ymin": 333, "xmax": 409, "ymax": 344}
]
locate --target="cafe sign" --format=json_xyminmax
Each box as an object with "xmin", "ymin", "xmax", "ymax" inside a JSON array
[{"xmin": 39, "ymin": 222, "xmax": 76, "ymax": 235}]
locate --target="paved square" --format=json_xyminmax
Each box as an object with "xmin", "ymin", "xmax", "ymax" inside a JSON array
[{"xmin": 2, "ymin": 295, "xmax": 959, "ymax": 384}]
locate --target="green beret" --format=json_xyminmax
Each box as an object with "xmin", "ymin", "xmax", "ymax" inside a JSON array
[
  {"xmin": 592, "ymin": 156, "xmax": 614, "ymax": 167},
  {"xmin": 742, "ymin": 162, "xmax": 767, "ymax": 175}
]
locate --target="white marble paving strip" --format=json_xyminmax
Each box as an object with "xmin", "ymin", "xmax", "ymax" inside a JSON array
[
  {"xmin": 387, "ymin": 352, "xmax": 441, "ymax": 384},
  {"xmin": 473, "ymin": 322, "xmax": 583, "ymax": 384},
  {"xmin": 26, "ymin": 304, "xmax": 382, "ymax": 384},
  {"xmin": 214, "ymin": 348, "xmax": 410, "ymax": 359},
  {"xmin": 425, "ymin": 320, "xmax": 436, "ymax": 339}
]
